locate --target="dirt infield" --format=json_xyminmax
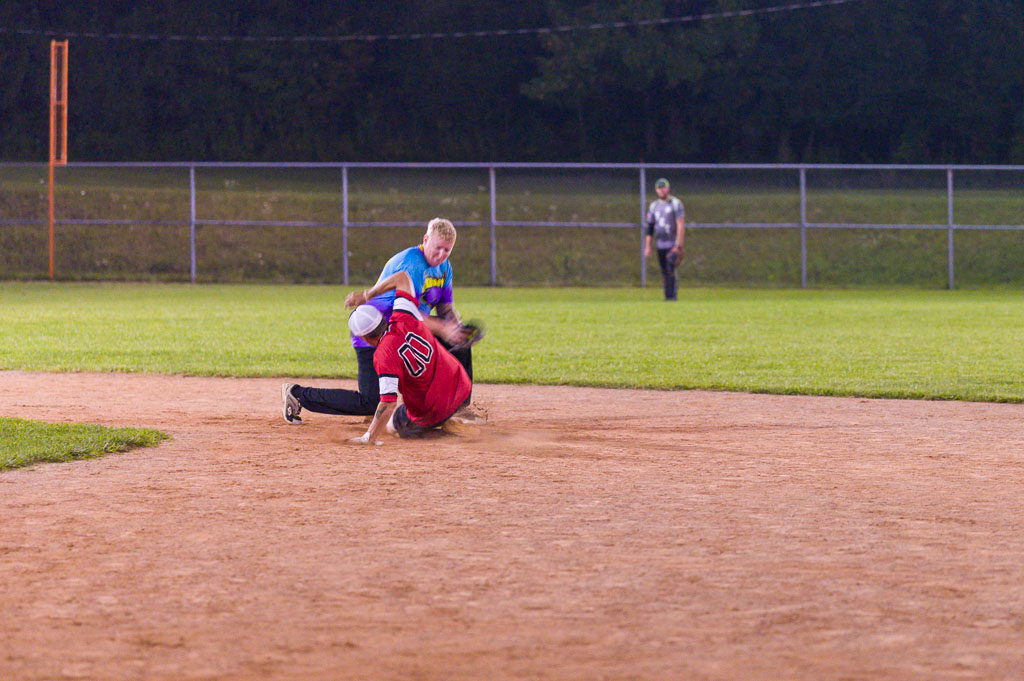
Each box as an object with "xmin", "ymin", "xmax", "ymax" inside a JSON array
[{"xmin": 2, "ymin": 371, "xmax": 1023, "ymax": 680}]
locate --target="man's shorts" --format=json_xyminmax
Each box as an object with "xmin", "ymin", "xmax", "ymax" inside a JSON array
[{"xmin": 390, "ymin": 404, "xmax": 453, "ymax": 439}]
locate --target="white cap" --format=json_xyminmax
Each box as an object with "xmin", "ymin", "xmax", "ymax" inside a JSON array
[{"xmin": 348, "ymin": 305, "xmax": 384, "ymax": 337}]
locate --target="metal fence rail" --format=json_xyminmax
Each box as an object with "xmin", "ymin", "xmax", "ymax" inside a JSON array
[{"xmin": 2, "ymin": 161, "xmax": 1023, "ymax": 288}]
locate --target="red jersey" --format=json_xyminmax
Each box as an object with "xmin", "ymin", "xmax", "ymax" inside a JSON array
[{"xmin": 373, "ymin": 290, "xmax": 472, "ymax": 426}]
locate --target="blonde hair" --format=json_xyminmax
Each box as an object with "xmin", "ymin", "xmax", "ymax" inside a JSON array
[{"xmin": 426, "ymin": 217, "xmax": 456, "ymax": 241}]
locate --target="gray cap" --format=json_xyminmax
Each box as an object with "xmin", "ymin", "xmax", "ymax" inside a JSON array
[{"xmin": 654, "ymin": 178, "xmax": 670, "ymax": 189}]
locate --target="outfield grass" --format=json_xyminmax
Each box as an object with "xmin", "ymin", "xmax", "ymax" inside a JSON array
[
  {"xmin": 0, "ymin": 417, "xmax": 169, "ymax": 471},
  {"xmin": 1, "ymin": 282, "xmax": 1022, "ymax": 402},
  {"xmin": 2, "ymin": 165, "xmax": 1023, "ymax": 286}
]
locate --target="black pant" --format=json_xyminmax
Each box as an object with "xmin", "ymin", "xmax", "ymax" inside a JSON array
[
  {"xmin": 446, "ymin": 340, "xmax": 473, "ymax": 388},
  {"xmin": 295, "ymin": 346, "xmax": 379, "ymax": 415},
  {"xmin": 390, "ymin": 403, "xmax": 456, "ymax": 439},
  {"xmin": 294, "ymin": 339, "xmax": 473, "ymax": 416},
  {"xmin": 656, "ymin": 248, "xmax": 678, "ymax": 301}
]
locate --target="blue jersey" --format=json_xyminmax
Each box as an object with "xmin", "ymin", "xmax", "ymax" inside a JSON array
[{"xmin": 352, "ymin": 245, "xmax": 454, "ymax": 348}]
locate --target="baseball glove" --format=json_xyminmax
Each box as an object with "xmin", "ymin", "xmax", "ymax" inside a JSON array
[{"xmin": 450, "ymin": 320, "xmax": 486, "ymax": 351}]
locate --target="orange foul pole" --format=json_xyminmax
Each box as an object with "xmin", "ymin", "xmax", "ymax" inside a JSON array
[{"xmin": 48, "ymin": 40, "xmax": 69, "ymax": 280}]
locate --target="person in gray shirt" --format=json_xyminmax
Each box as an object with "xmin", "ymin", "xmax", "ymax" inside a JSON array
[{"xmin": 644, "ymin": 177, "xmax": 685, "ymax": 301}]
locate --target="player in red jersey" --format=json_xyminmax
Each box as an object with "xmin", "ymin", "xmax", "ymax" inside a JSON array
[{"xmin": 346, "ymin": 270, "xmax": 472, "ymax": 445}]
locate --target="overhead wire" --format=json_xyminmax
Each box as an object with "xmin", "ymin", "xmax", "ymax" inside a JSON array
[{"xmin": 2, "ymin": 0, "xmax": 870, "ymax": 43}]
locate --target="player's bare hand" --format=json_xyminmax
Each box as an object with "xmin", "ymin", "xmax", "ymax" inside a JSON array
[
  {"xmin": 644, "ymin": 246, "xmax": 652, "ymax": 258},
  {"xmin": 344, "ymin": 290, "xmax": 366, "ymax": 308},
  {"xmin": 348, "ymin": 433, "xmax": 382, "ymax": 446}
]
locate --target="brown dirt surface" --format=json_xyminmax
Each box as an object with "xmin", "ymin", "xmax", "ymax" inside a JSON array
[{"xmin": 2, "ymin": 371, "xmax": 1024, "ymax": 680}]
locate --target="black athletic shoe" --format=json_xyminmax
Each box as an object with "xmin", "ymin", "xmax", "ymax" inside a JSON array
[{"xmin": 282, "ymin": 383, "xmax": 303, "ymax": 425}]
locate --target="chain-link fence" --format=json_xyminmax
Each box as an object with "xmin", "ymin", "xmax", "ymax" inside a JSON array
[{"xmin": 2, "ymin": 162, "xmax": 1023, "ymax": 287}]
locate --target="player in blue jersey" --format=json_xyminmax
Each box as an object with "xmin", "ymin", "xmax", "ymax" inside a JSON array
[{"xmin": 282, "ymin": 218, "xmax": 483, "ymax": 424}]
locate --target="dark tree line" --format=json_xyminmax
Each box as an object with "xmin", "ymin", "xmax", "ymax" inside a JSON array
[{"xmin": 2, "ymin": 0, "xmax": 1023, "ymax": 163}]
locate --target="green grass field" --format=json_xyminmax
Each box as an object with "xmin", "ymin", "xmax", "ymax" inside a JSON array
[
  {"xmin": 2, "ymin": 282, "xmax": 1022, "ymax": 402},
  {"xmin": 2, "ymin": 165, "xmax": 1023, "ymax": 286},
  {"xmin": 0, "ymin": 416, "xmax": 168, "ymax": 471}
]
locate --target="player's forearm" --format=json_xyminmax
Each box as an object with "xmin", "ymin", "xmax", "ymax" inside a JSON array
[
  {"xmin": 364, "ymin": 271, "xmax": 415, "ymax": 300},
  {"xmin": 675, "ymin": 221, "xmax": 685, "ymax": 248},
  {"xmin": 434, "ymin": 302, "xmax": 458, "ymax": 323},
  {"xmin": 423, "ymin": 315, "xmax": 452, "ymax": 337},
  {"xmin": 362, "ymin": 400, "xmax": 397, "ymax": 443},
  {"xmin": 422, "ymin": 313, "xmax": 468, "ymax": 347}
]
